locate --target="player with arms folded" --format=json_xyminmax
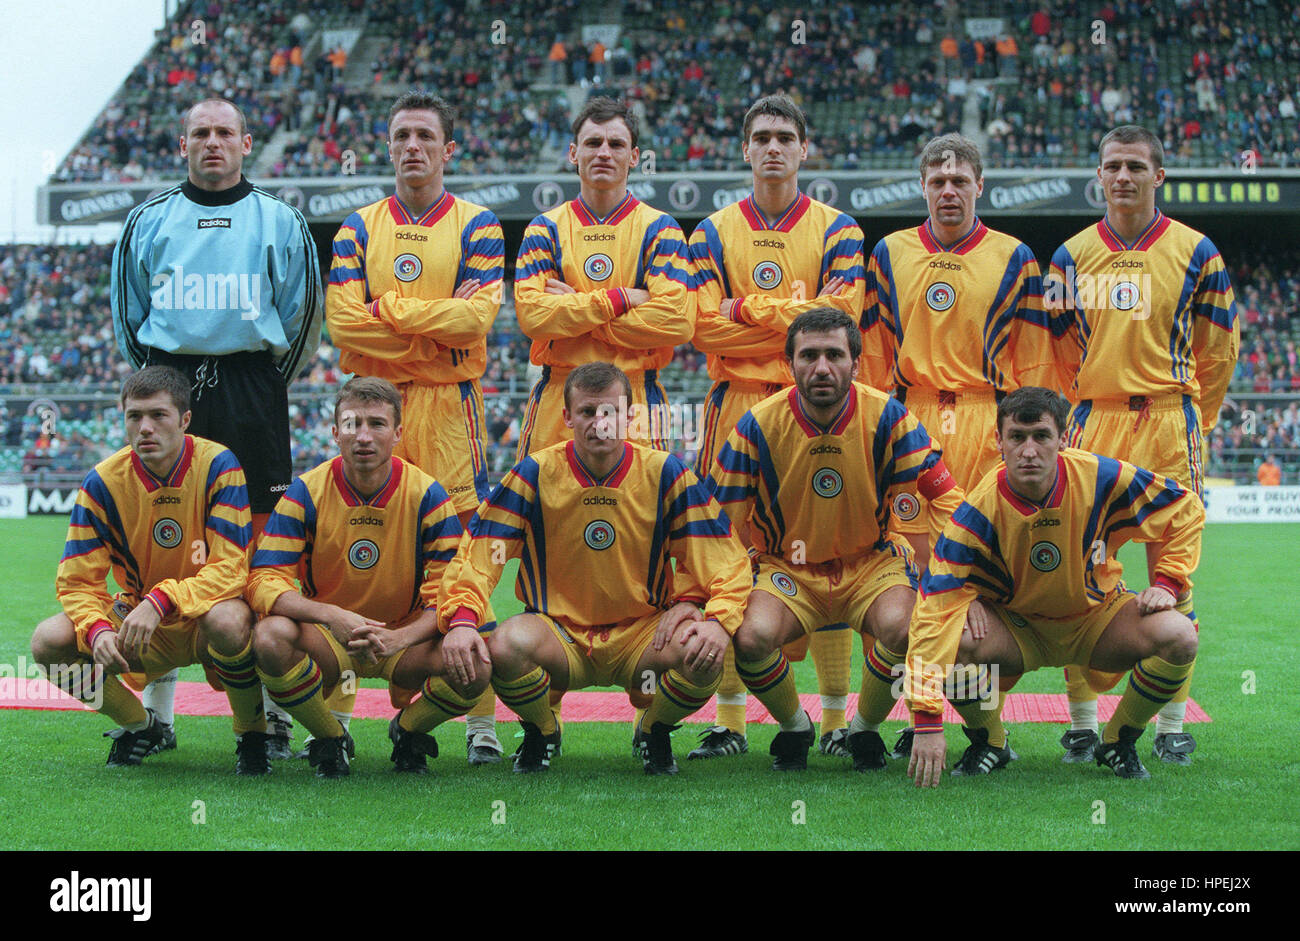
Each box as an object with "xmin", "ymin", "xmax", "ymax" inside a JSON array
[
  {"xmin": 247, "ymin": 378, "xmax": 485, "ymax": 777},
  {"xmin": 31, "ymin": 366, "xmax": 267, "ymax": 773},
  {"xmin": 1043, "ymin": 125, "xmax": 1237, "ymax": 766},
  {"xmin": 686, "ymin": 94, "xmax": 866, "ymax": 762},
  {"xmin": 438, "ymin": 362, "xmax": 751, "ymax": 774},
  {"xmin": 325, "ymin": 91, "xmax": 506, "ymax": 764},
  {"xmin": 904, "ymin": 387, "xmax": 1204, "ymax": 786},
  {"xmin": 705, "ymin": 309, "xmax": 962, "ymax": 772}
]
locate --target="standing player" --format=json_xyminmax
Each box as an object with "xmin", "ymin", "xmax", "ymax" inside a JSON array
[
  {"xmin": 30, "ymin": 366, "xmax": 268, "ymax": 773},
  {"xmin": 707, "ymin": 309, "xmax": 962, "ymax": 772},
  {"xmin": 247, "ymin": 378, "xmax": 485, "ymax": 777},
  {"xmin": 438, "ymin": 363, "xmax": 751, "ymax": 774},
  {"xmin": 112, "ymin": 97, "xmax": 321, "ymax": 758},
  {"xmin": 1045, "ymin": 125, "xmax": 1238, "ymax": 765},
  {"xmin": 861, "ymin": 133, "xmax": 1049, "ymax": 759},
  {"xmin": 687, "ymin": 94, "xmax": 866, "ymax": 760},
  {"xmin": 513, "ymin": 97, "xmax": 694, "ymax": 458},
  {"xmin": 904, "ymin": 387, "xmax": 1204, "ymax": 785},
  {"xmin": 326, "ymin": 91, "xmax": 506, "ymax": 764}
]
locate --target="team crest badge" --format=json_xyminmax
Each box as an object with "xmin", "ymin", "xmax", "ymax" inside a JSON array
[
  {"xmin": 393, "ymin": 253, "xmax": 422, "ymax": 282},
  {"xmin": 926, "ymin": 282, "xmax": 955, "ymax": 311},
  {"xmin": 770, "ymin": 572, "xmax": 798, "ymax": 597},
  {"xmin": 348, "ymin": 539, "xmax": 380, "ymax": 569},
  {"xmin": 1110, "ymin": 281, "xmax": 1140, "ymax": 311},
  {"xmin": 893, "ymin": 493, "xmax": 920, "ymax": 521},
  {"xmin": 584, "ymin": 253, "xmax": 614, "ymax": 281},
  {"xmin": 753, "ymin": 261, "xmax": 783, "ymax": 290},
  {"xmin": 812, "ymin": 467, "xmax": 843, "ymax": 498},
  {"xmin": 152, "ymin": 518, "xmax": 182, "ymax": 549},
  {"xmin": 1030, "ymin": 541, "xmax": 1061, "ymax": 572},
  {"xmin": 584, "ymin": 520, "xmax": 616, "ymax": 551}
]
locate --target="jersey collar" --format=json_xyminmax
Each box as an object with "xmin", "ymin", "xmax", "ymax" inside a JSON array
[
  {"xmin": 996, "ymin": 455, "xmax": 1066, "ymax": 515},
  {"xmin": 181, "ymin": 176, "xmax": 253, "ymax": 206},
  {"xmin": 918, "ymin": 217, "xmax": 988, "ymax": 254},
  {"xmin": 739, "ymin": 192, "xmax": 811, "ymax": 232},
  {"xmin": 388, "ymin": 191, "xmax": 454, "ymax": 226},
  {"xmin": 572, "ymin": 192, "xmax": 638, "ymax": 227},
  {"xmin": 1097, "ymin": 209, "xmax": 1170, "ymax": 251},
  {"xmin": 788, "ymin": 386, "xmax": 857, "ymax": 437},
  {"xmin": 565, "ymin": 440, "xmax": 634, "ymax": 488},
  {"xmin": 331, "ymin": 456, "xmax": 404, "ymax": 507},
  {"xmin": 130, "ymin": 435, "xmax": 195, "ymax": 492}
]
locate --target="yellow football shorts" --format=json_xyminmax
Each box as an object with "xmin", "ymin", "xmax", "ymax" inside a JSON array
[
  {"xmin": 752, "ymin": 544, "xmax": 918, "ymax": 637},
  {"xmin": 540, "ymin": 610, "xmax": 661, "ymax": 690},
  {"xmin": 994, "ymin": 588, "xmax": 1136, "ymax": 674},
  {"xmin": 694, "ymin": 379, "xmax": 786, "ymax": 480},
  {"xmin": 1067, "ymin": 394, "xmax": 1204, "ymax": 498},
  {"xmin": 393, "ymin": 379, "xmax": 490, "ymax": 515}
]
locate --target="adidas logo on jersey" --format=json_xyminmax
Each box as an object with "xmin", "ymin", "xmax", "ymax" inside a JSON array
[
  {"xmin": 752, "ymin": 238, "xmax": 786, "ymax": 249},
  {"xmin": 1031, "ymin": 518, "xmax": 1061, "ymax": 528},
  {"xmin": 582, "ymin": 495, "xmax": 619, "ymax": 506},
  {"xmin": 152, "ymin": 495, "xmax": 181, "ymax": 505},
  {"xmin": 1111, "ymin": 259, "xmax": 1143, "ymax": 268},
  {"xmin": 809, "ymin": 444, "xmax": 842, "ymax": 455},
  {"xmin": 583, "ymin": 233, "xmax": 616, "ymax": 241},
  {"xmin": 395, "ymin": 231, "xmax": 428, "ymax": 242},
  {"xmin": 928, "ymin": 260, "xmax": 963, "ymax": 271},
  {"xmin": 349, "ymin": 516, "xmax": 385, "ymax": 526}
]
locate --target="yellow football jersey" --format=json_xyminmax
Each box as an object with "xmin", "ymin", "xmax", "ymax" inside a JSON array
[
  {"xmin": 513, "ymin": 194, "xmax": 695, "ymax": 373},
  {"xmin": 1046, "ymin": 210, "xmax": 1240, "ymax": 422},
  {"xmin": 705, "ymin": 382, "xmax": 962, "ymax": 560},
  {"xmin": 905, "ymin": 447, "xmax": 1205, "ymax": 715},
  {"xmin": 689, "ymin": 193, "xmax": 866, "ymax": 386},
  {"xmin": 862, "ymin": 218, "xmax": 1048, "ymax": 393},
  {"xmin": 248, "ymin": 456, "xmax": 463, "ymax": 625},
  {"xmin": 57, "ymin": 435, "xmax": 252, "ymax": 648},
  {"xmin": 440, "ymin": 440, "xmax": 750, "ymax": 633},
  {"xmin": 326, "ymin": 192, "xmax": 504, "ymax": 385}
]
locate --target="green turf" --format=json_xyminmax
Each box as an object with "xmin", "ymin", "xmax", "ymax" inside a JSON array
[{"xmin": 3, "ymin": 517, "xmax": 1297, "ymax": 850}]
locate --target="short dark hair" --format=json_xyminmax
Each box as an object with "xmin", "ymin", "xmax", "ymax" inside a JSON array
[
  {"xmin": 1098, "ymin": 124, "xmax": 1164, "ymax": 170},
  {"xmin": 571, "ymin": 97, "xmax": 638, "ymax": 148},
  {"xmin": 996, "ymin": 386, "xmax": 1070, "ymax": 435},
  {"xmin": 121, "ymin": 365, "xmax": 191, "ymax": 414},
  {"xmin": 918, "ymin": 133, "xmax": 983, "ymax": 180},
  {"xmin": 389, "ymin": 90, "xmax": 457, "ymax": 141},
  {"xmin": 742, "ymin": 94, "xmax": 807, "ymax": 143},
  {"xmin": 563, "ymin": 362, "xmax": 633, "ymax": 410},
  {"xmin": 335, "ymin": 376, "xmax": 403, "ymax": 426},
  {"xmin": 785, "ymin": 308, "xmax": 861, "ymax": 361},
  {"xmin": 183, "ymin": 98, "xmax": 248, "ymax": 137}
]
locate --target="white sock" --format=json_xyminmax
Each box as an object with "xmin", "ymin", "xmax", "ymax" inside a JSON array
[
  {"xmin": 1068, "ymin": 699, "xmax": 1098, "ymax": 733},
  {"xmin": 1156, "ymin": 700, "xmax": 1186, "ymax": 735},
  {"xmin": 821, "ymin": 694, "xmax": 848, "ymax": 714},
  {"xmin": 849, "ymin": 712, "xmax": 879, "ymax": 734},
  {"xmin": 332, "ymin": 710, "xmax": 352, "ymax": 732},
  {"xmin": 716, "ymin": 692, "xmax": 746, "ymax": 706},
  {"xmin": 779, "ymin": 710, "xmax": 812, "ymax": 733},
  {"xmin": 142, "ymin": 669, "xmax": 178, "ymax": 725}
]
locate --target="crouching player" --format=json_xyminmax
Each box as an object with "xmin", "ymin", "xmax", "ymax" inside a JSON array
[
  {"xmin": 438, "ymin": 362, "xmax": 752, "ymax": 774},
  {"xmin": 247, "ymin": 377, "xmax": 488, "ymax": 777},
  {"xmin": 904, "ymin": 387, "xmax": 1204, "ymax": 786},
  {"xmin": 704, "ymin": 308, "xmax": 963, "ymax": 772},
  {"xmin": 30, "ymin": 366, "xmax": 267, "ymax": 772}
]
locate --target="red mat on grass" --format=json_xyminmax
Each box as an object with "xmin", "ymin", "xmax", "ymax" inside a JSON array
[{"xmin": 0, "ymin": 679, "xmax": 1211, "ymax": 723}]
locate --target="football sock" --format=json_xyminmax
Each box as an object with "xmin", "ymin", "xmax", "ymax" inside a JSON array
[
  {"xmin": 736, "ymin": 649, "xmax": 800, "ymax": 726},
  {"xmin": 1104, "ymin": 655, "xmax": 1194, "ymax": 744},
  {"xmin": 467, "ymin": 687, "xmax": 497, "ymax": 724},
  {"xmin": 494, "ymin": 666, "xmax": 556, "ymax": 735},
  {"xmin": 812, "ymin": 624, "xmax": 851, "ymax": 733},
  {"xmin": 257, "ymin": 655, "xmax": 342, "ymax": 741},
  {"xmin": 1156, "ymin": 700, "xmax": 1188, "ymax": 735},
  {"xmin": 641, "ymin": 669, "xmax": 717, "ymax": 729},
  {"xmin": 1068, "ymin": 695, "xmax": 1099, "ymax": 734},
  {"xmin": 58, "ymin": 661, "xmax": 148, "ymax": 728},
  {"xmin": 264, "ymin": 688, "xmax": 293, "ymax": 730},
  {"xmin": 402, "ymin": 676, "xmax": 477, "ymax": 733},
  {"xmin": 207, "ymin": 636, "xmax": 267, "ymax": 735},
  {"xmin": 715, "ymin": 645, "xmax": 748, "ymax": 733},
  {"xmin": 141, "ymin": 668, "xmax": 177, "ymax": 725},
  {"xmin": 324, "ymin": 685, "xmax": 355, "ymax": 731},
  {"xmin": 950, "ymin": 665, "xmax": 1007, "ymax": 748},
  {"xmin": 857, "ymin": 639, "xmax": 905, "ymax": 727}
]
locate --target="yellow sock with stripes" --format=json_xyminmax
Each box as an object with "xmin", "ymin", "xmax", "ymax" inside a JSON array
[
  {"xmin": 51, "ymin": 661, "xmax": 148, "ymax": 728},
  {"xmin": 1157, "ymin": 593, "xmax": 1199, "ymax": 732},
  {"xmin": 812, "ymin": 625, "xmax": 852, "ymax": 733},
  {"xmin": 855, "ymin": 640, "xmax": 904, "ymax": 728},
  {"xmin": 1104, "ymin": 655, "xmax": 1193, "ymax": 744},
  {"xmin": 467, "ymin": 686, "xmax": 497, "ymax": 719},
  {"xmin": 642, "ymin": 669, "xmax": 718, "ymax": 729},
  {"xmin": 715, "ymin": 645, "xmax": 748, "ymax": 733},
  {"xmin": 257, "ymin": 655, "xmax": 342, "ymax": 740},
  {"xmin": 401, "ymin": 676, "xmax": 478, "ymax": 733},
  {"xmin": 949, "ymin": 665, "xmax": 1007, "ymax": 748},
  {"xmin": 207, "ymin": 637, "xmax": 267, "ymax": 735},
  {"xmin": 494, "ymin": 666, "xmax": 556, "ymax": 734},
  {"xmin": 736, "ymin": 649, "xmax": 800, "ymax": 726}
]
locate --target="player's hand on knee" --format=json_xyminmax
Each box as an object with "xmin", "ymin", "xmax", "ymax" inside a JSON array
[
  {"xmin": 1136, "ymin": 585, "xmax": 1176, "ymax": 615},
  {"xmin": 442, "ymin": 625, "xmax": 490, "ymax": 687},
  {"xmin": 653, "ymin": 601, "xmax": 701, "ymax": 651},
  {"xmin": 679, "ymin": 619, "xmax": 728, "ymax": 674},
  {"xmin": 963, "ymin": 598, "xmax": 995, "ymax": 640},
  {"xmin": 92, "ymin": 630, "xmax": 131, "ymax": 674},
  {"xmin": 453, "ymin": 278, "xmax": 482, "ymax": 299},
  {"xmin": 119, "ymin": 600, "xmax": 162, "ymax": 657},
  {"xmin": 908, "ymin": 731, "xmax": 946, "ymax": 788}
]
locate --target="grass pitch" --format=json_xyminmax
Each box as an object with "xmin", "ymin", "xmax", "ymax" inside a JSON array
[{"xmin": 3, "ymin": 517, "xmax": 1297, "ymax": 851}]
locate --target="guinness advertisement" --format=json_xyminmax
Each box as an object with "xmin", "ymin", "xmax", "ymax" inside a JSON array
[{"xmin": 40, "ymin": 170, "xmax": 1300, "ymax": 226}]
